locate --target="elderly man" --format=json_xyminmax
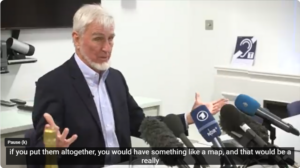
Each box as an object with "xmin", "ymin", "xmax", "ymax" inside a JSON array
[{"xmin": 32, "ymin": 4, "xmax": 227, "ymax": 168}]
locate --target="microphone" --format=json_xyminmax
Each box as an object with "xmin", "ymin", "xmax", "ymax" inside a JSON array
[
  {"xmin": 190, "ymin": 105, "xmax": 237, "ymax": 168},
  {"xmin": 163, "ymin": 114, "xmax": 209, "ymax": 168},
  {"xmin": 139, "ymin": 117, "xmax": 190, "ymax": 168},
  {"xmin": 220, "ymin": 104, "xmax": 270, "ymax": 148},
  {"xmin": 6, "ymin": 38, "xmax": 35, "ymax": 56},
  {"xmin": 234, "ymin": 94, "xmax": 300, "ymax": 136},
  {"xmin": 219, "ymin": 104, "xmax": 269, "ymax": 146},
  {"xmin": 220, "ymin": 104, "xmax": 293, "ymax": 168}
]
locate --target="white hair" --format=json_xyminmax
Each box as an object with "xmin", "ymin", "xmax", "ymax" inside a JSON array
[{"xmin": 73, "ymin": 4, "xmax": 114, "ymax": 35}]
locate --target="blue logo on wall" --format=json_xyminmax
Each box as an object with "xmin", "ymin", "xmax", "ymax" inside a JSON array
[{"xmin": 234, "ymin": 36, "xmax": 257, "ymax": 60}]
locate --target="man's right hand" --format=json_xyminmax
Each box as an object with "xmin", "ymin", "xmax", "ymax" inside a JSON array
[{"xmin": 44, "ymin": 113, "xmax": 78, "ymax": 148}]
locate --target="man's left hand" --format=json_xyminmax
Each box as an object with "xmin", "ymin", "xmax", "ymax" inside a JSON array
[{"xmin": 186, "ymin": 93, "xmax": 228, "ymax": 125}]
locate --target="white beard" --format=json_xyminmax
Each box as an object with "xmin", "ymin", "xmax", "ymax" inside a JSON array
[{"xmin": 81, "ymin": 51, "xmax": 111, "ymax": 71}]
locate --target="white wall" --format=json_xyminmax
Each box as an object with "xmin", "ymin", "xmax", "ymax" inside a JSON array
[
  {"xmin": 101, "ymin": 0, "xmax": 193, "ymax": 116},
  {"xmin": 190, "ymin": 0, "xmax": 300, "ymax": 100},
  {"xmin": 1, "ymin": 0, "xmax": 299, "ymax": 141},
  {"xmin": 1, "ymin": 0, "xmax": 194, "ymax": 118},
  {"xmin": 189, "ymin": 0, "xmax": 299, "ymax": 125}
]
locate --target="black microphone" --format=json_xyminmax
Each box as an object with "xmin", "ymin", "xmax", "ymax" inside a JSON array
[
  {"xmin": 190, "ymin": 105, "xmax": 237, "ymax": 168},
  {"xmin": 220, "ymin": 104, "xmax": 270, "ymax": 147},
  {"xmin": 220, "ymin": 104, "xmax": 288, "ymax": 168},
  {"xmin": 220, "ymin": 104, "xmax": 299, "ymax": 168},
  {"xmin": 139, "ymin": 117, "xmax": 190, "ymax": 168},
  {"xmin": 235, "ymin": 94, "xmax": 300, "ymax": 136},
  {"xmin": 163, "ymin": 114, "xmax": 209, "ymax": 168},
  {"xmin": 219, "ymin": 104, "xmax": 269, "ymax": 145}
]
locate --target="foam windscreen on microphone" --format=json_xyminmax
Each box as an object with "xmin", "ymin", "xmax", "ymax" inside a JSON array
[
  {"xmin": 163, "ymin": 114, "xmax": 185, "ymax": 137},
  {"xmin": 139, "ymin": 117, "xmax": 185, "ymax": 166},
  {"xmin": 234, "ymin": 94, "xmax": 260, "ymax": 116},
  {"xmin": 219, "ymin": 104, "xmax": 269, "ymax": 143},
  {"xmin": 191, "ymin": 105, "xmax": 221, "ymax": 142},
  {"xmin": 220, "ymin": 104, "xmax": 244, "ymax": 132}
]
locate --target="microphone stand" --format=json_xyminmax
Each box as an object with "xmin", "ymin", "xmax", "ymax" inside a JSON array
[
  {"xmin": 262, "ymin": 119, "xmax": 276, "ymax": 145},
  {"xmin": 240, "ymin": 129, "xmax": 286, "ymax": 168},
  {"xmin": 220, "ymin": 157, "xmax": 236, "ymax": 168},
  {"xmin": 194, "ymin": 161, "xmax": 208, "ymax": 168},
  {"xmin": 193, "ymin": 163, "xmax": 201, "ymax": 168},
  {"xmin": 177, "ymin": 159, "xmax": 191, "ymax": 168},
  {"xmin": 212, "ymin": 137, "xmax": 237, "ymax": 168}
]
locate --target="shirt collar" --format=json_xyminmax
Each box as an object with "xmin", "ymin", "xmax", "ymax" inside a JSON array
[{"xmin": 74, "ymin": 53, "xmax": 109, "ymax": 81}]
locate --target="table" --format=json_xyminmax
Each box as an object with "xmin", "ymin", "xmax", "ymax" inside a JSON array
[{"xmin": 0, "ymin": 97, "xmax": 161, "ymax": 135}]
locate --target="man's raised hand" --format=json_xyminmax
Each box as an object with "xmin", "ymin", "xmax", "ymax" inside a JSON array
[
  {"xmin": 44, "ymin": 113, "xmax": 78, "ymax": 148},
  {"xmin": 186, "ymin": 93, "xmax": 228, "ymax": 124}
]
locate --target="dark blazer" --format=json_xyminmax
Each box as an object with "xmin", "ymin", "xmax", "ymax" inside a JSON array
[{"xmin": 32, "ymin": 55, "xmax": 188, "ymax": 168}]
